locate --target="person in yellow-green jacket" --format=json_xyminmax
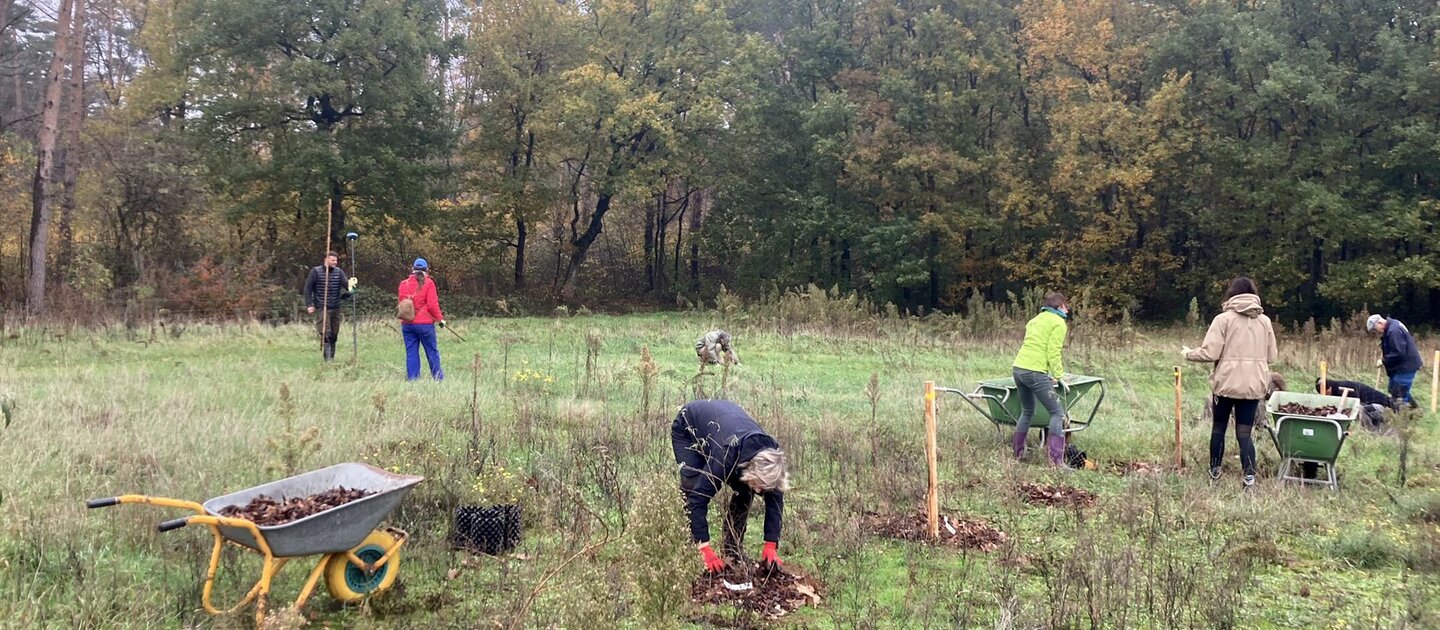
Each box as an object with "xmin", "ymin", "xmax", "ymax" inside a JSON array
[{"xmin": 1011, "ymin": 291, "xmax": 1071, "ymax": 467}]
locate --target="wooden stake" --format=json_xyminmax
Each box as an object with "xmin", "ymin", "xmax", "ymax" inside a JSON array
[
  {"xmin": 1431, "ymin": 351, "xmax": 1438, "ymax": 414},
  {"xmin": 319, "ymin": 202, "xmax": 333, "ymax": 362},
  {"xmin": 923, "ymin": 381, "xmax": 939, "ymax": 540},
  {"xmin": 1173, "ymin": 367, "xmax": 1183, "ymax": 469},
  {"xmin": 1320, "ymin": 360, "xmax": 1328, "ymax": 400}
]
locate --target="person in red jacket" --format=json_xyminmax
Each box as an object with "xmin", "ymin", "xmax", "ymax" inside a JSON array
[{"xmin": 397, "ymin": 258, "xmax": 445, "ymax": 380}]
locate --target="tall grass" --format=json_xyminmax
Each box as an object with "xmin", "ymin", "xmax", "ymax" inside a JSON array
[{"xmin": 0, "ymin": 300, "xmax": 1436, "ymax": 628}]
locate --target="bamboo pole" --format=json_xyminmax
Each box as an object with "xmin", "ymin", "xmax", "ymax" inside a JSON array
[
  {"xmin": 1173, "ymin": 366, "xmax": 1183, "ymax": 469},
  {"xmin": 319, "ymin": 203, "xmax": 333, "ymax": 363},
  {"xmin": 924, "ymin": 381, "xmax": 938, "ymax": 540}
]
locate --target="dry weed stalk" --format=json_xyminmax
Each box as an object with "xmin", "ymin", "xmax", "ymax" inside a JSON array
[{"xmin": 636, "ymin": 345, "xmax": 659, "ymax": 419}]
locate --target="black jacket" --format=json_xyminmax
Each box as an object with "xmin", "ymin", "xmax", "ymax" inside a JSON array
[
  {"xmin": 1317, "ymin": 379, "xmax": 1396, "ymax": 410},
  {"xmin": 669, "ymin": 400, "xmax": 784, "ymax": 544},
  {"xmin": 303, "ymin": 265, "xmax": 351, "ymax": 310},
  {"xmin": 1380, "ymin": 318, "xmax": 1423, "ymax": 375}
]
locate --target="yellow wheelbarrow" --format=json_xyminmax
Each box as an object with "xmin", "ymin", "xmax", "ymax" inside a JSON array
[{"xmin": 86, "ymin": 462, "xmax": 423, "ymax": 626}]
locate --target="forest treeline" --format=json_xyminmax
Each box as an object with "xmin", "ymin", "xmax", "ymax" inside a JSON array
[{"xmin": 2, "ymin": 0, "xmax": 1438, "ymax": 323}]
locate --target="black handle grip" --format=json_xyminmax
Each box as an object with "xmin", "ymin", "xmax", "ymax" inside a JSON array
[
  {"xmin": 157, "ymin": 517, "xmax": 190, "ymax": 532},
  {"xmin": 86, "ymin": 497, "xmax": 119, "ymax": 509}
]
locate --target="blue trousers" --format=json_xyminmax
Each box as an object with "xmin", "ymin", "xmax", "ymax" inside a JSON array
[
  {"xmin": 1013, "ymin": 367, "xmax": 1067, "ymax": 437},
  {"xmin": 1389, "ymin": 371, "xmax": 1417, "ymax": 407},
  {"xmin": 402, "ymin": 323, "xmax": 443, "ymax": 381}
]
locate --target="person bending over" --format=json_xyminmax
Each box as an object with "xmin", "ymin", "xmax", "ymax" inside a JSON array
[{"xmin": 670, "ymin": 399, "xmax": 788, "ymax": 573}]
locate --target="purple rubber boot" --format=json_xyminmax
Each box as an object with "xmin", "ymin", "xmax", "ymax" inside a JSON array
[
  {"xmin": 1012, "ymin": 432, "xmax": 1027, "ymax": 460},
  {"xmin": 1047, "ymin": 435, "xmax": 1069, "ymax": 468}
]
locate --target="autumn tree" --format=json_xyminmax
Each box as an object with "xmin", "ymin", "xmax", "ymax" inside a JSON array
[{"xmin": 182, "ymin": 0, "xmax": 457, "ymax": 248}]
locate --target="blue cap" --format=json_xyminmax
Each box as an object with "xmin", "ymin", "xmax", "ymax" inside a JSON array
[{"xmin": 412, "ymin": 258, "xmax": 428, "ymax": 270}]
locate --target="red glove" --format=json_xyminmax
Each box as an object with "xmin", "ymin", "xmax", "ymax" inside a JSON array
[
  {"xmin": 699, "ymin": 545, "xmax": 725, "ymax": 573},
  {"xmin": 761, "ymin": 542, "xmax": 782, "ymax": 567}
]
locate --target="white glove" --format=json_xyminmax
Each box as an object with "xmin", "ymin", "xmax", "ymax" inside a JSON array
[
  {"xmin": 348, "ymin": 277, "xmax": 358, "ymax": 291},
  {"xmin": 1376, "ymin": 358, "xmax": 1384, "ymax": 367},
  {"xmin": 1181, "ymin": 346, "xmax": 1192, "ymax": 357}
]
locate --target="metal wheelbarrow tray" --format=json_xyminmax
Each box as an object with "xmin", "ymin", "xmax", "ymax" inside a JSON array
[
  {"xmin": 944, "ymin": 374, "xmax": 1106, "ymax": 436},
  {"xmin": 204, "ymin": 462, "xmax": 423, "ymax": 557},
  {"xmin": 1264, "ymin": 391, "xmax": 1360, "ymax": 490},
  {"xmin": 86, "ymin": 462, "xmax": 424, "ymax": 626}
]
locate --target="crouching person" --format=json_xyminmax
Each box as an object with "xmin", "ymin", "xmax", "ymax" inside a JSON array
[
  {"xmin": 1316, "ymin": 377, "xmax": 1396, "ymax": 430},
  {"xmin": 696, "ymin": 330, "xmax": 740, "ymax": 369},
  {"xmin": 670, "ymin": 399, "xmax": 788, "ymax": 573}
]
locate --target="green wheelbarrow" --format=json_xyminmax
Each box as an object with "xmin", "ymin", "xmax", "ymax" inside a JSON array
[
  {"xmin": 941, "ymin": 374, "xmax": 1106, "ymax": 438},
  {"xmin": 1265, "ymin": 391, "xmax": 1360, "ymax": 490}
]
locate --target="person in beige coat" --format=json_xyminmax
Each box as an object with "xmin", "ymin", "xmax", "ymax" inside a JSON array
[{"xmin": 1182, "ymin": 277, "xmax": 1278, "ymax": 488}]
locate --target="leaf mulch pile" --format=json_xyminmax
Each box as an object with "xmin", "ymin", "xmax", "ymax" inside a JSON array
[
  {"xmin": 863, "ymin": 510, "xmax": 1009, "ymax": 551},
  {"xmin": 1018, "ymin": 482, "xmax": 1096, "ymax": 508},
  {"xmin": 1277, "ymin": 403, "xmax": 1340, "ymax": 417},
  {"xmin": 218, "ymin": 487, "xmax": 373, "ymax": 526},
  {"xmin": 691, "ymin": 562, "xmax": 823, "ymax": 618}
]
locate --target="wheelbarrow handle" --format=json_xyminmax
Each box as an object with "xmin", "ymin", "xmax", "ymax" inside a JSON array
[
  {"xmin": 158, "ymin": 517, "xmax": 191, "ymax": 532},
  {"xmin": 86, "ymin": 497, "xmax": 120, "ymax": 509}
]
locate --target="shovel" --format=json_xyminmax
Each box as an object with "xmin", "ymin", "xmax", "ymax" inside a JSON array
[
  {"xmin": 1329, "ymin": 387, "xmax": 1353, "ymax": 420},
  {"xmin": 441, "ymin": 323, "xmax": 466, "ymax": 342}
]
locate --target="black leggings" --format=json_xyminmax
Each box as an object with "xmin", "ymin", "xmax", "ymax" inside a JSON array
[{"xmin": 1211, "ymin": 396, "xmax": 1259, "ymax": 476}]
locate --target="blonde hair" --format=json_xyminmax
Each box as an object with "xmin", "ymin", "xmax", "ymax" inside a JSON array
[{"xmin": 740, "ymin": 448, "xmax": 790, "ymax": 492}]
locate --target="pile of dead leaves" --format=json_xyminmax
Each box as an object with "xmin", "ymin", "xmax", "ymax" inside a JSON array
[
  {"xmin": 1277, "ymin": 403, "xmax": 1339, "ymax": 417},
  {"xmin": 1018, "ymin": 483, "xmax": 1096, "ymax": 508},
  {"xmin": 218, "ymin": 487, "xmax": 373, "ymax": 526},
  {"xmin": 691, "ymin": 563, "xmax": 823, "ymax": 619},
  {"xmin": 864, "ymin": 511, "xmax": 1009, "ymax": 552}
]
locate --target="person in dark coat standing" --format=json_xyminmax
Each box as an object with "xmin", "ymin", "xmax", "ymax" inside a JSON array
[
  {"xmin": 1366, "ymin": 314, "xmax": 1423, "ymax": 408},
  {"xmin": 303, "ymin": 251, "xmax": 352, "ymax": 362},
  {"xmin": 670, "ymin": 399, "xmax": 789, "ymax": 573}
]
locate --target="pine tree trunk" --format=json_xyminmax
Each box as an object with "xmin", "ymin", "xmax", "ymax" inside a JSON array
[
  {"xmin": 58, "ymin": 4, "xmax": 87, "ymax": 281},
  {"xmin": 0, "ymin": 0, "xmax": 12, "ymax": 127},
  {"xmin": 27, "ymin": 0, "xmax": 77, "ymax": 314}
]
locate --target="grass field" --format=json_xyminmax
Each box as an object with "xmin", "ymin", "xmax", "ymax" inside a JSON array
[{"xmin": 2, "ymin": 305, "xmax": 1439, "ymax": 628}]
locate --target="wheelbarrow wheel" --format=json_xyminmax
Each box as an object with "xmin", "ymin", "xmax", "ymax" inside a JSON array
[{"xmin": 325, "ymin": 530, "xmax": 401, "ymax": 603}]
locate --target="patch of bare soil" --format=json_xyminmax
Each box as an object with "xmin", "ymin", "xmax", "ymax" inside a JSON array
[
  {"xmin": 863, "ymin": 510, "xmax": 1008, "ymax": 551},
  {"xmin": 691, "ymin": 563, "xmax": 823, "ymax": 619},
  {"xmin": 1018, "ymin": 482, "xmax": 1096, "ymax": 508},
  {"xmin": 218, "ymin": 487, "xmax": 373, "ymax": 526}
]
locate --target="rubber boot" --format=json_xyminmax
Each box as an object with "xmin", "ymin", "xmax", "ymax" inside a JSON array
[
  {"xmin": 1047, "ymin": 435, "xmax": 1069, "ymax": 469},
  {"xmin": 1011, "ymin": 432, "xmax": 1027, "ymax": 460},
  {"xmin": 323, "ymin": 342, "xmax": 335, "ymax": 362}
]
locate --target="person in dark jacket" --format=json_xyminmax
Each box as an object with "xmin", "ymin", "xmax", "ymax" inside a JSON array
[
  {"xmin": 670, "ymin": 399, "xmax": 789, "ymax": 573},
  {"xmin": 1366, "ymin": 314, "xmax": 1423, "ymax": 408},
  {"xmin": 1316, "ymin": 378, "xmax": 1396, "ymax": 428},
  {"xmin": 303, "ymin": 251, "xmax": 352, "ymax": 362}
]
